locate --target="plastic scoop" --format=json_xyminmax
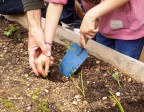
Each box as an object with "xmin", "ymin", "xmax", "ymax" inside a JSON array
[{"xmin": 59, "ymin": 43, "xmax": 88, "ymax": 76}]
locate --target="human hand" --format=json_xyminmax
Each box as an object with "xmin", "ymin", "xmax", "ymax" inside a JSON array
[
  {"xmin": 28, "ymin": 28, "xmax": 51, "ymax": 76},
  {"xmin": 35, "ymin": 53, "xmax": 54, "ymax": 78},
  {"xmin": 79, "ymin": 13, "xmax": 99, "ymax": 48}
]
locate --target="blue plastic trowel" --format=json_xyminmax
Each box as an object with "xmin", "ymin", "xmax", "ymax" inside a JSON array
[{"xmin": 59, "ymin": 43, "xmax": 88, "ymax": 76}]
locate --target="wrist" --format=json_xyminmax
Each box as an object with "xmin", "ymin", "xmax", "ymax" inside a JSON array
[{"xmin": 45, "ymin": 41, "xmax": 53, "ymax": 51}]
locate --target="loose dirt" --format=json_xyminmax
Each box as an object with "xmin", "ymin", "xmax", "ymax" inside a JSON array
[{"xmin": 0, "ymin": 16, "xmax": 144, "ymax": 112}]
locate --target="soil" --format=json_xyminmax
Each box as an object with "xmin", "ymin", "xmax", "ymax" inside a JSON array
[{"xmin": 0, "ymin": 16, "xmax": 144, "ymax": 112}]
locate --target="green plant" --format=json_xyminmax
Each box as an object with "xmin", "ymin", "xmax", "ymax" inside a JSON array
[
  {"xmin": 3, "ymin": 99, "xmax": 14, "ymax": 111},
  {"xmin": 32, "ymin": 88, "xmax": 40, "ymax": 101},
  {"xmin": 109, "ymin": 91, "xmax": 124, "ymax": 112},
  {"xmin": 37, "ymin": 99, "xmax": 50, "ymax": 112},
  {"xmin": 70, "ymin": 70, "xmax": 85, "ymax": 97},
  {"xmin": 55, "ymin": 103, "xmax": 65, "ymax": 112},
  {"xmin": 0, "ymin": 98, "xmax": 3, "ymax": 101},
  {"xmin": 4, "ymin": 25, "xmax": 16, "ymax": 36},
  {"xmin": 66, "ymin": 43, "xmax": 71, "ymax": 52},
  {"xmin": 112, "ymin": 72, "xmax": 121, "ymax": 87}
]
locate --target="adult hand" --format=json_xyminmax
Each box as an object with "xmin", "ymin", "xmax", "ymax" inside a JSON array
[
  {"xmin": 35, "ymin": 53, "xmax": 54, "ymax": 78},
  {"xmin": 28, "ymin": 28, "xmax": 51, "ymax": 76},
  {"xmin": 79, "ymin": 13, "xmax": 99, "ymax": 48},
  {"xmin": 27, "ymin": 9, "xmax": 52, "ymax": 76}
]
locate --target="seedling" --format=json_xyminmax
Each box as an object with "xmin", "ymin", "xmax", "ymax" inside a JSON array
[
  {"xmin": 109, "ymin": 91, "xmax": 124, "ymax": 112},
  {"xmin": 66, "ymin": 43, "xmax": 71, "ymax": 52},
  {"xmin": 3, "ymin": 99, "xmax": 14, "ymax": 111},
  {"xmin": 70, "ymin": 70, "xmax": 85, "ymax": 97},
  {"xmin": 0, "ymin": 98, "xmax": 2, "ymax": 101},
  {"xmin": 32, "ymin": 89, "xmax": 40, "ymax": 101},
  {"xmin": 4, "ymin": 25, "xmax": 16, "ymax": 36},
  {"xmin": 55, "ymin": 103, "xmax": 65, "ymax": 112},
  {"xmin": 112, "ymin": 72, "xmax": 121, "ymax": 87},
  {"xmin": 37, "ymin": 99, "xmax": 50, "ymax": 112}
]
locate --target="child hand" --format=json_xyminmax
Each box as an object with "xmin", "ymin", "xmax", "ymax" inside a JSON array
[
  {"xmin": 35, "ymin": 53, "xmax": 54, "ymax": 78},
  {"xmin": 79, "ymin": 13, "xmax": 99, "ymax": 48}
]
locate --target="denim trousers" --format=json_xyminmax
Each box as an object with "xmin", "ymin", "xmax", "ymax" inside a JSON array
[
  {"xmin": 93, "ymin": 32, "xmax": 144, "ymax": 60},
  {"xmin": 60, "ymin": 0, "xmax": 84, "ymax": 28}
]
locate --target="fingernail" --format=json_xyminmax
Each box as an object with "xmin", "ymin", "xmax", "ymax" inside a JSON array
[{"xmin": 46, "ymin": 51, "xmax": 51, "ymax": 57}]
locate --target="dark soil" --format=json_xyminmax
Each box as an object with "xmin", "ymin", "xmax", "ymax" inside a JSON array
[{"xmin": 0, "ymin": 16, "xmax": 144, "ymax": 112}]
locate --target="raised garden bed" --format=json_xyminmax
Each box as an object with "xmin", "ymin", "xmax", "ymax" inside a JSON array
[{"xmin": 0, "ymin": 15, "xmax": 144, "ymax": 112}]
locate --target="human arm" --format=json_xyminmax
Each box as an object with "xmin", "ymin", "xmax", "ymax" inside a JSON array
[
  {"xmin": 44, "ymin": 2, "xmax": 64, "ymax": 45},
  {"xmin": 22, "ymin": 0, "xmax": 52, "ymax": 76},
  {"xmin": 80, "ymin": 0, "xmax": 129, "ymax": 48}
]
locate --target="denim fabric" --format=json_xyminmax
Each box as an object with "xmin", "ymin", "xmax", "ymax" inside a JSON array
[
  {"xmin": 94, "ymin": 32, "xmax": 144, "ymax": 60},
  {"xmin": 60, "ymin": 0, "xmax": 84, "ymax": 28}
]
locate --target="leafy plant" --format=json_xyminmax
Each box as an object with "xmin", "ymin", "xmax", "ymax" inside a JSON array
[
  {"xmin": 0, "ymin": 98, "xmax": 3, "ymax": 101},
  {"xmin": 66, "ymin": 43, "xmax": 71, "ymax": 52},
  {"xmin": 4, "ymin": 25, "xmax": 16, "ymax": 36},
  {"xmin": 32, "ymin": 88, "xmax": 40, "ymax": 101},
  {"xmin": 112, "ymin": 72, "xmax": 121, "ymax": 87},
  {"xmin": 70, "ymin": 70, "xmax": 85, "ymax": 97},
  {"xmin": 37, "ymin": 99, "xmax": 50, "ymax": 112},
  {"xmin": 55, "ymin": 103, "xmax": 65, "ymax": 112},
  {"xmin": 109, "ymin": 91, "xmax": 124, "ymax": 112},
  {"xmin": 3, "ymin": 99, "xmax": 14, "ymax": 111}
]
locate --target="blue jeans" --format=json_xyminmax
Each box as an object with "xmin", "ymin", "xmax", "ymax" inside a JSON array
[
  {"xmin": 60, "ymin": 0, "xmax": 84, "ymax": 28},
  {"xmin": 93, "ymin": 32, "xmax": 144, "ymax": 60}
]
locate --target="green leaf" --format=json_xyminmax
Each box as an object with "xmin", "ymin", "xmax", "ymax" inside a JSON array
[
  {"xmin": 109, "ymin": 91, "xmax": 124, "ymax": 112},
  {"xmin": 66, "ymin": 44, "xmax": 71, "ymax": 52},
  {"xmin": 4, "ymin": 100, "xmax": 14, "ymax": 111},
  {"xmin": 112, "ymin": 72, "xmax": 119, "ymax": 81},
  {"xmin": 9, "ymin": 25, "xmax": 16, "ymax": 32},
  {"xmin": 32, "ymin": 95, "xmax": 39, "ymax": 101},
  {"xmin": 4, "ymin": 31, "xmax": 11, "ymax": 36}
]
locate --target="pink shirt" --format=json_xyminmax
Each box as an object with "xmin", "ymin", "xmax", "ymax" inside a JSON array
[
  {"xmin": 44, "ymin": 0, "xmax": 67, "ymax": 4},
  {"xmin": 82, "ymin": 0, "xmax": 144, "ymax": 40}
]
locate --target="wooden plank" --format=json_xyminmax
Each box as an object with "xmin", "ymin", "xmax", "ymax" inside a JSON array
[{"xmin": 4, "ymin": 15, "xmax": 144, "ymax": 84}]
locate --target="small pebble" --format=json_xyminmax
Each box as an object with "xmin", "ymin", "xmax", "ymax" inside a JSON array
[
  {"xmin": 128, "ymin": 78, "xmax": 132, "ymax": 82},
  {"xmin": 96, "ymin": 61, "xmax": 100, "ymax": 64},
  {"xmin": 27, "ymin": 106, "xmax": 31, "ymax": 110},
  {"xmin": 72, "ymin": 101, "xmax": 78, "ymax": 105},
  {"xmin": 116, "ymin": 92, "xmax": 120, "ymax": 96},
  {"xmin": 44, "ymin": 89, "xmax": 49, "ymax": 93},
  {"xmin": 74, "ymin": 94, "xmax": 82, "ymax": 99},
  {"xmin": 102, "ymin": 96, "xmax": 107, "ymax": 100}
]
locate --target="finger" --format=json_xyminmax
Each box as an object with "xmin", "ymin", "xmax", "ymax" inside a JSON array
[
  {"xmin": 79, "ymin": 33, "xmax": 86, "ymax": 48},
  {"xmin": 50, "ymin": 56, "xmax": 54, "ymax": 61},
  {"xmin": 50, "ymin": 60, "xmax": 54, "ymax": 65},
  {"xmin": 45, "ymin": 61, "xmax": 50, "ymax": 76},
  {"xmin": 35, "ymin": 60, "xmax": 46, "ymax": 78},
  {"xmin": 40, "ymin": 42, "xmax": 51, "ymax": 57},
  {"xmin": 85, "ymin": 34, "xmax": 95, "ymax": 39},
  {"xmin": 29, "ymin": 55, "xmax": 39, "ymax": 76},
  {"xmin": 89, "ymin": 28, "xmax": 98, "ymax": 33}
]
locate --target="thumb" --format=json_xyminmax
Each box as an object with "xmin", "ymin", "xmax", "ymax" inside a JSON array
[{"xmin": 40, "ymin": 42, "xmax": 52, "ymax": 57}]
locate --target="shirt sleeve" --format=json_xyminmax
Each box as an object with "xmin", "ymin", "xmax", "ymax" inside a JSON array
[
  {"xmin": 44, "ymin": 0, "xmax": 68, "ymax": 5},
  {"xmin": 22, "ymin": 0, "xmax": 45, "ymax": 12}
]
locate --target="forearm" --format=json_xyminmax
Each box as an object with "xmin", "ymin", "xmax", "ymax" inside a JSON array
[
  {"xmin": 22, "ymin": 0, "xmax": 44, "ymax": 12},
  {"xmin": 44, "ymin": 2, "xmax": 63, "ymax": 43},
  {"xmin": 87, "ymin": 0, "xmax": 129, "ymax": 19},
  {"xmin": 27, "ymin": 9, "xmax": 42, "ymax": 32}
]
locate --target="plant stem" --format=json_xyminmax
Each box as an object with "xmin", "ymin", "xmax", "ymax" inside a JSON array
[
  {"xmin": 70, "ymin": 75, "xmax": 85, "ymax": 97},
  {"xmin": 109, "ymin": 91, "xmax": 124, "ymax": 112},
  {"xmin": 80, "ymin": 70, "xmax": 85, "ymax": 97}
]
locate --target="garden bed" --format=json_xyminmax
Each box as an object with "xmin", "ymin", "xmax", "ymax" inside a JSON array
[{"xmin": 0, "ymin": 16, "xmax": 144, "ymax": 112}]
